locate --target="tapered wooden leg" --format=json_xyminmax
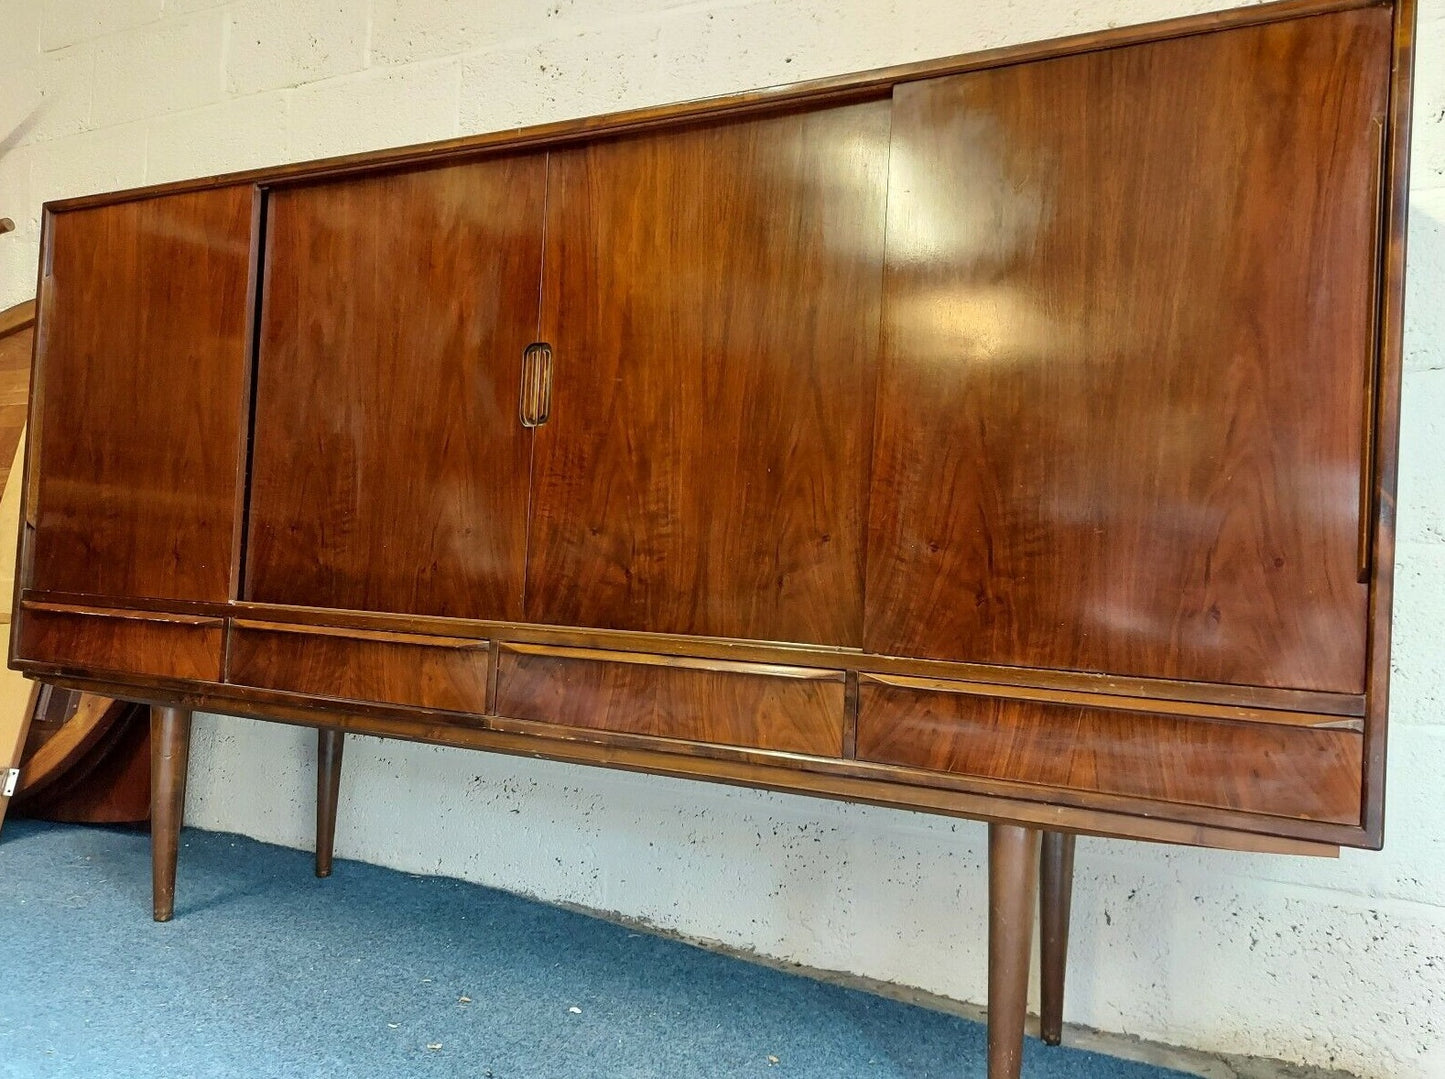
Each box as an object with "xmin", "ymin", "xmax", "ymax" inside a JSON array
[
  {"xmin": 315, "ymin": 728, "xmax": 344, "ymax": 878},
  {"xmin": 149, "ymin": 705, "xmax": 192, "ymax": 923},
  {"xmin": 1039, "ymin": 830, "xmax": 1076, "ymax": 1046},
  {"xmin": 988, "ymin": 822, "xmax": 1040, "ymax": 1079}
]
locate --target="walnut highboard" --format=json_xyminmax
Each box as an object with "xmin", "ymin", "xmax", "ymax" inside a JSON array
[{"xmin": 8, "ymin": 0, "xmax": 1415, "ymax": 1075}]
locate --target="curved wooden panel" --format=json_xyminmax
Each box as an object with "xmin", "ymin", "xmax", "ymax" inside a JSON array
[
  {"xmin": 15, "ymin": 701, "xmax": 149, "ymax": 824},
  {"xmin": 0, "ymin": 300, "xmax": 32, "ymax": 497},
  {"xmin": 526, "ymin": 101, "xmax": 891, "ymax": 646},
  {"xmin": 864, "ymin": 10, "xmax": 1391, "ymax": 692},
  {"xmin": 15, "ymin": 691, "xmax": 121, "ymax": 798}
]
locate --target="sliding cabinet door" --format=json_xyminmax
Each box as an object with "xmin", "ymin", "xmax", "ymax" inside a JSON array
[
  {"xmin": 526, "ymin": 102, "xmax": 891, "ymax": 645},
  {"xmin": 865, "ymin": 10, "xmax": 1391, "ymax": 691},
  {"xmin": 245, "ymin": 157, "xmax": 545, "ymax": 620},
  {"xmin": 29, "ymin": 187, "xmax": 254, "ymax": 603}
]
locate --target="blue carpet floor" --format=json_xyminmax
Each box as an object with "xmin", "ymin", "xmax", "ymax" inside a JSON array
[{"xmin": 0, "ymin": 820, "xmax": 1191, "ymax": 1078}]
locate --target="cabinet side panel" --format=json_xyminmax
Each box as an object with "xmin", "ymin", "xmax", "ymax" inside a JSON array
[
  {"xmin": 528, "ymin": 100, "xmax": 891, "ymax": 646},
  {"xmin": 245, "ymin": 156, "xmax": 545, "ymax": 620},
  {"xmin": 31, "ymin": 187, "xmax": 254, "ymax": 603},
  {"xmin": 865, "ymin": 10, "xmax": 1391, "ymax": 692}
]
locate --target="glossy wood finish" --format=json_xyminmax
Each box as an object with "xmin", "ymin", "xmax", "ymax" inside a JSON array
[
  {"xmin": 33, "ymin": 661, "xmax": 1344, "ymax": 855},
  {"xmin": 526, "ymin": 101, "xmax": 890, "ymax": 645},
  {"xmin": 495, "ymin": 644, "xmax": 846, "ymax": 757},
  {"xmin": 865, "ymin": 9, "xmax": 1391, "ymax": 693},
  {"xmin": 83, "ymin": 590, "xmax": 1355, "ymax": 717},
  {"xmin": 856, "ymin": 675, "xmax": 1363, "ymax": 824},
  {"xmin": 17, "ymin": 585, "xmax": 1374, "ymax": 720},
  {"xmin": 16, "ymin": 603, "xmax": 223, "ymax": 682},
  {"xmin": 245, "ymin": 159, "xmax": 545, "ymax": 619},
  {"xmin": 1039, "ymin": 831, "xmax": 1076, "ymax": 1046},
  {"xmin": 30, "ymin": 187, "xmax": 253, "ymax": 603},
  {"xmin": 227, "ymin": 621, "xmax": 489, "ymax": 713},
  {"xmin": 150, "ymin": 705, "xmax": 191, "ymax": 922},
  {"xmin": 9, "ymin": 8, "xmax": 1412, "ymax": 1073},
  {"xmin": 315, "ymin": 728, "xmax": 343, "ymax": 878},
  {"xmin": 988, "ymin": 823, "xmax": 1039, "ymax": 1079}
]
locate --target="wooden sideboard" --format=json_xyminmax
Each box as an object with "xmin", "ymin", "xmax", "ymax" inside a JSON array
[{"xmin": 7, "ymin": 0, "xmax": 1415, "ymax": 1074}]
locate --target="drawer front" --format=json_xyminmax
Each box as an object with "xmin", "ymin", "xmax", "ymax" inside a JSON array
[
  {"xmin": 496, "ymin": 644, "xmax": 845, "ymax": 757},
  {"xmin": 16, "ymin": 603, "xmax": 223, "ymax": 682},
  {"xmin": 856, "ymin": 676, "xmax": 1362, "ymax": 824},
  {"xmin": 227, "ymin": 621, "xmax": 489, "ymax": 713}
]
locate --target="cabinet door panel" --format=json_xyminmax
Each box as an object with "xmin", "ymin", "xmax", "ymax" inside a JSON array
[
  {"xmin": 527, "ymin": 102, "xmax": 891, "ymax": 645},
  {"xmin": 865, "ymin": 11, "xmax": 1390, "ymax": 692},
  {"xmin": 245, "ymin": 158, "xmax": 545, "ymax": 619},
  {"xmin": 31, "ymin": 187, "xmax": 254, "ymax": 602}
]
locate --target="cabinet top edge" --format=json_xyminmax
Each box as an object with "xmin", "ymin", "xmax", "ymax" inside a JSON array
[{"xmin": 40, "ymin": 0, "xmax": 1388, "ymax": 215}]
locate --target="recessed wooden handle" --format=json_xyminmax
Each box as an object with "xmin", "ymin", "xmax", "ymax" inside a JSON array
[{"xmin": 519, "ymin": 342, "xmax": 553, "ymax": 428}]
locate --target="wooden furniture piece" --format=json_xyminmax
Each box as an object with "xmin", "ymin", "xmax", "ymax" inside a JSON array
[
  {"xmin": 12, "ymin": 686, "xmax": 150, "ymax": 824},
  {"xmin": 7, "ymin": 1, "xmax": 1415, "ymax": 1074}
]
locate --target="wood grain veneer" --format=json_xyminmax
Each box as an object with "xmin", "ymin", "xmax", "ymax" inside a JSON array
[
  {"xmin": 227, "ymin": 620, "xmax": 490, "ymax": 714},
  {"xmin": 495, "ymin": 643, "xmax": 846, "ymax": 757},
  {"xmin": 245, "ymin": 158, "xmax": 546, "ymax": 619},
  {"xmin": 864, "ymin": 8, "xmax": 1391, "ymax": 694},
  {"xmin": 15, "ymin": 603, "xmax": 223, "ymax": 682},
  {"xmin": 525, "ymin": 101, "xmax": 890, "ymax": 645},
  {"xmin": 11, "ymin": 7, "xmax": 1413, "ymax": 1068},
  {"xmin": 13, "ymin": 665, "xmax": 1345, "ymax": 856},
  {"xmin": 856, "ymin": 675, "xmax": 1363, "ymax": 824},
  {"xmin": 28, "ymin": 187, "xmax": 253, "ymax": 603}
]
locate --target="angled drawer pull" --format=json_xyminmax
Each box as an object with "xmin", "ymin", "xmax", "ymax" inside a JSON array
[
  {"xmin": 854, "ymin": 674, "xmax": 1363, "ymax": 825},
  {"xmin": 227, "ymin": 620, "xmax": 490, "ymax": 714},
  {"xmin": 494, "ymin": 643, "xmax": 846, "ymax": 758},
  {"xmin": 15, "ymin": 602, "xmax": 224, "ymax": 682}
]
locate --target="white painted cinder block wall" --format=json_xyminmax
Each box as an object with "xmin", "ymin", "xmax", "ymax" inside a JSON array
[{"xmin": 2, "ymin": 0, "xmax": 1443, "ymax": 1074}]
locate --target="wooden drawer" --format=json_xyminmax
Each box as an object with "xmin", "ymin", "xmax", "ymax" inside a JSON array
[
  {"xmin": 856, "ymin": 675, "xmax": 1363, "ymax": 824},
  {"xmin": 227, "ymin": 620, "xmax": 489, "ymax": 713},
  {"xmin": 495, "ymin": 644, "xmax": 846, "ymax": 757},
  {"xmin": 16, "ymin": 602, "xmax": 223, "ymax": 682}
]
